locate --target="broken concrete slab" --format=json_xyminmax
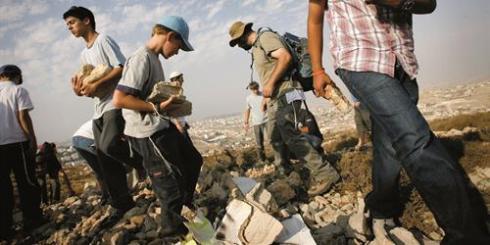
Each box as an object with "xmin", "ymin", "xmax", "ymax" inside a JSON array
[
  {"xmin": 245, "ymin": 183, "xmax": 278, "ymax": 213},
  {"xmin": 216, "ymin": 199, "xmax": 283, "ymax": 245},
  {"xmin": 216, "ymin": 199, "xmax": 253, "ymax": 244},
  {"xmin": 276, "ymin": 214, "xmax": 316, "ymax": 245},
  {"xmin": 232, "ymin": 177, "xmax": 257, "ymax": 195}
]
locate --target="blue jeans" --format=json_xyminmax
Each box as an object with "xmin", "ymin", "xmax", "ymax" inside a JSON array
[{"xmin": 336, "ymin": 68, "xmax": 489, "ymax": 244}]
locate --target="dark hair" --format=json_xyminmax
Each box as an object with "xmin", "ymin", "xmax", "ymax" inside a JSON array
[
  {"xmin": 63, "ymin": 6, "xmax": 96, "ymax": 30},
  {"xmin": 247, "ymin": 81, "xmax": 259, "ymax": 90}
]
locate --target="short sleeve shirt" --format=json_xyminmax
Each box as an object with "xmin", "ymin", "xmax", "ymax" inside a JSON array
[
  {"xmin": 0, "ymin": 81, "xmax": 34, "ymax": 145},
  {"xmin": 246, "ymin": 93, "xmax": 268, "ymax": 125},
  {"xmin": 116, "ymin": 47, "xmax": 169, "ymax": 138},
  {"xmin": 252, "ymin": 31, "xmax": 302, "ymax": 100},
  {"xmin": 80, "ymin": 34, "xmax": 126, "ymax": 119},
  {"xmin": 73, "ymin": 120, "xmax": 94, "ymax": 139}
]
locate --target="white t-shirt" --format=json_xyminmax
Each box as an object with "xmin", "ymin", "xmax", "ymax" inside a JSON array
[
  {"xmin": 73, "ymin": 120, "xmax": 94, "ymax": 139},
  {"xmin": 246, "ymin": 92, "xmax": 268, "ymax": 126},
  {"xmin": 80, "ymin": 33, "xmax": 126, "ymax": 119},
  {"xmin": 0, "ymin": 81, "xmax": 34, "ymax": 145},
  {"xmin": 116, "ymin": 46, "xmax": 169, "ymax": 138}
]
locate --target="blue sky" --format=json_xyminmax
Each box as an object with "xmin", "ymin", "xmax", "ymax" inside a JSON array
[{"xmin": 1, "ymin": 0, "xmax": 489, "ymax": 143}]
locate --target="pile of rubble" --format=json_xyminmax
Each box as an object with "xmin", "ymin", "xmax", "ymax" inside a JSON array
[
  {"xmin": 10, "ymin": 159, "xmax": 442, "ymax": 245},
  {"xmin": 7, "ymin": 125, "xmax": 490, "ymax": 244}
]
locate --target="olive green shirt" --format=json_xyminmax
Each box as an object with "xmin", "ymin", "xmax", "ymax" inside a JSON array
[{"xmin": 252, "ymin": 31, "xmax": 302, "ymax": 100}]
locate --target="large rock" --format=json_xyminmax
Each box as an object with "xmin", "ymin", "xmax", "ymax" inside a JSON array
[
  {"xmin": 267, "ymin": 179, "xmax": 296, "ymax": 206},
  {"xmin": 216, "ymin": 199, "xmax": 283, "ymax": 245},
  {"xmin": 388, "ymin": 227, "xmax": 420, "ymax": 245},
  {"xmin": 345, "ymin": 198, "xmax": 371, "ymax": 242},
  {"xmin": 245, "ymin": 183, "xmax": 279, "ymax": 213},
  {"xmin": 276, "ymin": 214, "xmax": 316, "ymax": 244}
]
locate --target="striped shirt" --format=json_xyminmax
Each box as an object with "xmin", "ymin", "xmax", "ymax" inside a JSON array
[{"xmin": 326, "ymin": 0, "xmax": 418, "ymax": 79}]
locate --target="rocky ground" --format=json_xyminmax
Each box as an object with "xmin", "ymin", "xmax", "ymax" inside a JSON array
[
  {"xmin": 3, "ymin": 111, "xmax": 489, "ymax": 245},
  {"xmin": 2, "ymin": 81, "xmax": 489, "ymax": 245}
]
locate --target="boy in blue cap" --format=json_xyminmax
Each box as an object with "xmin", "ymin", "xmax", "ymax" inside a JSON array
[
  {"xmin": 0, "ymin": 65, "xmax": 45, "ymax": 240},
  {"xmin": 113, "ymin": 16, "xmax": 202, "ymax": 239}
]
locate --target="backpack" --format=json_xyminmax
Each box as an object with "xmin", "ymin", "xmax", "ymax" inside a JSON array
[{"xmin": 253, "ymin": 27, "xmax": 314, "ymax": 91}]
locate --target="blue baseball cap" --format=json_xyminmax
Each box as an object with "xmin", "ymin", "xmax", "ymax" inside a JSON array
[{"xmin": 160, "ymin": 16, "xmax": 194, "ymax": 52}]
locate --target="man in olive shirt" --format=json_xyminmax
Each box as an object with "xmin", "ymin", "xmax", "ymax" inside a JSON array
[{"xmin": 229, "ymin": 21, "xmax": 339, "ymax": 196}]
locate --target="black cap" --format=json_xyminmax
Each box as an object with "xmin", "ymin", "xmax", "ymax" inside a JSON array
[{"xmin": 0, "ymin": 64, "xmax": 21, "ymax": 76}]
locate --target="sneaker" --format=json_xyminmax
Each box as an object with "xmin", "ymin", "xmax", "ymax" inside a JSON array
[{"xmin": 307, "ymin": 168, "xmax": 340, "ymax": 196}]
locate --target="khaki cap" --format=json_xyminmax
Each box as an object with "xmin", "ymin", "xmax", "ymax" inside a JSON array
[{"xmin": 228, "ymin": 21, "xmax": 253, "ymax": 47}]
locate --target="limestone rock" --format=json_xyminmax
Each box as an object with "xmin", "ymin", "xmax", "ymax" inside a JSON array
[
  {"xmin": 388, "ymin": 227, "xmax": 420, "ymax": 245},
  {"xmin": 267, "ymin": 179, "xmax": 296, "ymax": 206}
]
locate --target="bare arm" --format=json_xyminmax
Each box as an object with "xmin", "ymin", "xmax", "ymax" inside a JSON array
[
  {"xmin": 243, "ymin": 107, "xmax": 251, "ymax": 130},
  {"xmin": 308, "ymin": 0, "xmax": 335, "ymax": 98},
  {"xmin": 262, "ymin": 48, "xmax": 292, "ymax": 97},
  {"xmin": 17, "ymin": 109, "xmax": 37, "ymax": 153}
]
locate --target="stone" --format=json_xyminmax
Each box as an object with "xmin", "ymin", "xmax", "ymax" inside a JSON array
[
  {"xmin": 216, "ymin": 199, "xmax": 283, "ymax": 245},
  {"xmin": 63, "ymin": 196, "xmax": 79, "ymax": 206},
  {"xmin": 388, "ymin": 227, "xmax": 420, "ymax": 245},
  {"xmin": 267, "ymin": 179, "xmax": 296, "ymax": 206},
  {"xmin": 146, "ymin": 230, "xmax": 158, "ymax": 239},
  {"xmin": 276, "ymin": 214, "xmax": 316, "ymax": 244},
  {"xmin": 232, "ymin": 177, "xmax": 257, "ymax": 195},
  {"xmin": 245, "ymin": 183, "xmax": 278, "ymax": 213},
  {"xmin": 287, "ymin": 171, "xmax": 303, "ymax": 187},
  {"xmin": 123, "ymin": 206, "xmax": 147, "ymax": 219},
  {"xmin": 314, "ymin": 205, "xmax": 340, "ymax": 227},
  {"xmin": 345, "ymin": 198, "xmax": 371, "ymax": 242},
  {"xmin": 241, "ymin": 203, "xmax": 284, "ymax": 244},
  {"xmin": 313, "ymin": 223, "xmax": 344, "ymax": 241},
  {"xmin": 216, "ymin": 199, "xmax": 253, "ymax": 244},
  {"xmin": 110, "ymin": 230, "xmax": 126, "ymax": 245}
]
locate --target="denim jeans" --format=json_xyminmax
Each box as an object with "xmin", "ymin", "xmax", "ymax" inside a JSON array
[{"xmin": 336, "ymin": 68, "xmax": 490, "ymax": 244}]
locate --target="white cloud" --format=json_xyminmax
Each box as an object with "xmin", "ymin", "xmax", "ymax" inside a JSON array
[{"xmin": 0, "ymin": 0, "xmax": 49, "ymax": 22}]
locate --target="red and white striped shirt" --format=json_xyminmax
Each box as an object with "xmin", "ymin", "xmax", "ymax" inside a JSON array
[{"xmin": 326, "ymin": 0, "xmax": 418, "ymax": 79}]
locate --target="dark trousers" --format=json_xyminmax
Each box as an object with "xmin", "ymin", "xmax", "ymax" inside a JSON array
[
  {"xmin": 72, "ymin": 136, "xmax": 109, "ymax": 199},
  {"xmin": 253, "ymin": 123, "xmax": 267, "ymax": 161},
  {"xmin": 0, "ymin": 141, "xmax": 42, "ymax": 238},
  {"xmin": 337, "ymin": 67, "xmax": 490, "ymax": 245},
  {"xmin": 128, "ymin": 123, "xmax": 202, "ymax": 231},
  {"xmin": 93, "ymin": 109, "xmax": 136, "ymax": 210}
]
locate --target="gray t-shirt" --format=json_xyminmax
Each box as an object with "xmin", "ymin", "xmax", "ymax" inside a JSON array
[
  {"xmin": 80, "ymin": 33, "xmax": 126, "ymax": 119},
  {"xmin": 116, "ymin": 47, "xmax": 169, "ymax": 138},
  {"xmin": 246, "ymin": 93, "xmax": 268, "ymax": 126}
]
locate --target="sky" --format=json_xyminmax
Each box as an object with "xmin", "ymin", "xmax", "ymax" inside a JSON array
[{"xmin": 1, "ymin": 0, "xmax": 489, "ymax": 143}]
